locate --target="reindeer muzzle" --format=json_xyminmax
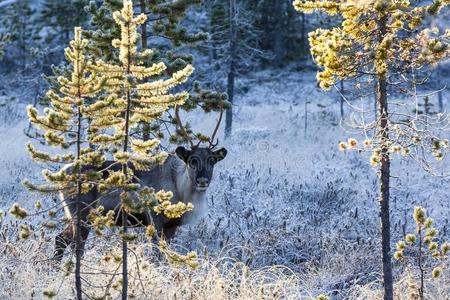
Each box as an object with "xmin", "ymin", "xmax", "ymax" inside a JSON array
[{"xmin": 195, "ymin": 177, "xmax": 209, "ymax": 190}]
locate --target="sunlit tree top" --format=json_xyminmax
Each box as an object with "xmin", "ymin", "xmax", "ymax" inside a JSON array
[{"xmin": 293, "ymin": 0, "xmax": 450, "ymax": 89}]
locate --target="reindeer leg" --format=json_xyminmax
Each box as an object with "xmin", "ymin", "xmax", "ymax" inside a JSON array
[
  {"xmin": 53, "ymin": 223, "xmax": 74, "ymax": 262},
  {"xmin": 161, "ymin": 226, "xmax": 178, "ymax": 241},
  {"xmin": 54, "ymin": 189, "xmax": 96, "ymax": 261},
  {"xmin": 161, "ymin": 217, "xmax": 183, "ymax": 241},
  {"xmin": 79, "ymin": 225, "xmax": 90, "ymax": 256},
  {"xmin": 69, "ymin": 223, "xmax": 91, "ymax": 257}
]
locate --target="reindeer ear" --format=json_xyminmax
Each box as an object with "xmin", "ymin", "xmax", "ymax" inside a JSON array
[
  {"xmin": 213, "ymin": 148, "xmax": 227, "ymax": 162},
  {"xmin": 175, "ymin": 146, "xmax": 190, "ymax": 162}
]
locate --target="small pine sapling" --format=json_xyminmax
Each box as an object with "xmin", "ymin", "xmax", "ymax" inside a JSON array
[
  {"xmin": 394, "ymin": 206, "xmax": 450, "ymax": 300},
  {"xmin": 88, "ymin": 1, "xmax": 196, "ymax": 297},
  {"xmin": 84, "ymin": 0, "xmax": 229, "ymax": 144},
  {"xmin": 23, "ymin": 27, "xmax": 104, "ymax": 300}
]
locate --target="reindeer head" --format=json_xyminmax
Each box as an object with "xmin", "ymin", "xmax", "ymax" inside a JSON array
[
  {"xmin": 174, "ymin": 106, "xmax": 228, "ymax": 191},
  {"xmin": 175, "ymin": 146, "xmax": 227, "ymax": 191}
]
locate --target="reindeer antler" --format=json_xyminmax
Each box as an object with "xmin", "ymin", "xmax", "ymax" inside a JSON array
[
  {"xmin": 174, "ymin": 105, "xmax": 194, "ymax": 148},
  {"xmin": 175, "ymin": 105, "xmax": 224, "ymax": 149},
  {"xmin": 208, "ymin": 108, "xmax": 223, "ymax": 149}
]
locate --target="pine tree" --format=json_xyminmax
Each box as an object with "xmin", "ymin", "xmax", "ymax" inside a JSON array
[
  {"xmin": 88, "ymin": 1, "xmax": 194, "ymax": 298},
  {"xmin": 23, "ymin": 1, "xmax": 90, "ymax": 139},
  {"xmin": 24, "ymin": 27, "xmax": 104, "ymax": 300},
  {"xmin": 226, "ymin": 0, "xmax": 236, "ymax": 138},
  {"xmin": 85, "ymin": 0, "xmax": 206, "ymax": 64},
  {"xmin": 84, "ymin": 0, "xmax": 228, "ymax": 144},
  {"xmin": 295, "ymin": 1, "xmax": 449, "ymax": 299},
  {"xmin": 394, "ymin": 207, "xmax": 450, "ymax": 299},
  {"xmin": 207, "ymin": 0, "xmax": 264, "ymax": 137},
  {"xmin": 40, "ymin": 0, "xmax": 89, "ymax": 45},
  {"xmin": 257, "ymin": 0, "xmax": 310, "ymax": 65},
  {"xmin": 0, "ymin": 0, "xmax": 36, "ymax": 65}
]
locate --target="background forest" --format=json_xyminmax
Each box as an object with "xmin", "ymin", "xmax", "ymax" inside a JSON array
[{"xmin": 0, "ymin": 0, "xmax": 449, "ymax": 299}]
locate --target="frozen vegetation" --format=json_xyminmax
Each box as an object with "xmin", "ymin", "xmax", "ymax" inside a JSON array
[
  {"xmin": 1, "ymin": 0, "xmax": 449, "ymax": 298},
  {"xmin": 1, "ymin": 68, "xmax": 450, "ymax": 299}
]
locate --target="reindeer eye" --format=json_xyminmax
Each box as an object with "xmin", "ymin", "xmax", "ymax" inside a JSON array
[
  {"xmin": 207, "ymin": 157, "xmax": 216, "ymax": 165},
  {"xmin": 188, "ymin": 157, "xmax": 200, "ymax": 168}
]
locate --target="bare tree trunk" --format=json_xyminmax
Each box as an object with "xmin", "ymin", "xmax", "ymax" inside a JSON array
[
  {"xmin": 340, "ymin": 80, "xmax": 344, "ymax": 119},
  {"xmin": 18, "ymin": 1, "xmax": 27, "ymax": 67},
  {"xmin": 377, "ymin": 14, "xmax": 394, "ymax": 300},
  {"xmin": 225, "ymin": 0, "xmax": 236, "ymax": 138},
  {"xmin": 304, "ymin": 100, "xmax": 308, "ymax": 138},
  {"xmin": 374, "ymin": 82, "xmax": 378, "ymax": 120},
  {"xmin": 418, "ymin": 226, "xmax": 424, "ymax": 299},
  {"xmin": 437, "ymin": 68, "xmax": 443, "ymax": 113},
  {"xmin": 272, "ymin": 0, "xmax": 285, "ymax": 67},
  {"xmin": 438, "ymin": 89, "xmax": 443, "ymax": 113},
  {"xmin": 206, "ymin": 0, "xmax": 215, "ymax": 65},
  {"xmin": 140, "ymin": 0, "xmax": 150, "ymax": 141},
  {"xmin": 300, "ymin": 11, "xmax": 306, "ymax": 56},
  {"xmin": 378, "ymin": 76, "xmax": 393, "ymax": 300},
  {"xmin": 424, "ymin": 96, "xmax": 430, "ymax": 130},
  {"xmin": 121, "ymin": 211, "xmax": 128, "ymax": 300},
  {"xmin": 140, "ymin": 0, "xmax": 147, "ymax": 48}
]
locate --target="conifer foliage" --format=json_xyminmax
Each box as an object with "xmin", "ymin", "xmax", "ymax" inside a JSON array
[
  {"xmin": 294, "ymin": 1, "xmax": 449, "ymax": 299},
  {"xmin": 24, "ymin": 27, "xmax": 104, "ymax": 299},
  {"xmin": 394, "ymin": 207, "xmax": 450, "ymax": 299},
  {"xmin": 21, "ymin": 1, "xmax": 198, "ymax": 297},
  {"xmin": 40, "ymin": 0, "xmax": 89, "ymax": 44},
  {"xmin": 84, "ymin": 0, "xmax": 229, "ymax": 145},
  {"xmin": 84, "ymin": 0, "xmax": 206, "ymax": 65},
  {"xmin": 88, "ymin": 1, "xmax": 194, "ymax": 298},
  {"xmin": 25, "ymin": 27, "xmax": 104, "ymax": 194},
  {"xmin": 0, "ymin": 0, "xmax": 36, "ymax": 63},
  {"xmin": 90, "ymin": 0, "xmax": 194, "ymax": 181}
]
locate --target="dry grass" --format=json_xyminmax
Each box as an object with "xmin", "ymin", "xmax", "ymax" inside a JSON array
[
  {"xmin": 3, "ymin": 226, "xmax": 450, "ymax": 300},
  {"xmin": 0, "ymin": 235, "xmax": 307, "ymax": 300},
  {"xmin": 349, "ymin": 269, "xmax": 450, "ymax": 300}
]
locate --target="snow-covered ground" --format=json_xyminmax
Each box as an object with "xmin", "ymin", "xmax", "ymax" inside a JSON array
[{"xmin": 1, "ymin": 69, "xmax": 450, "ymax": 299}]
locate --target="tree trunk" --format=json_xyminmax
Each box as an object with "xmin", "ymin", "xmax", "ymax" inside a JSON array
[
  {"xmin": 121, "ymin": 89, "xmax": 132, "ymax": 300},
  {"xmin": 121, "ymin": 211, "xmax": 128, "ymax": 300},
  {"xmin": 206, "ymin": 0, "xmax": 215, "ymax": 65},
  {"xmin": 377, "ymin": 14, "xmax": 394, "ymax": 300},
  {"xmin": 75, "ymin": 108, "xmax": 83, "ymax": 300},
  {"xmin": 225, "ymin": 0, "xmax": 236, "ymax": 138},
  {"xmin": 300, "ymin": 9, "xmax": 306, "ymax": 57},
  {"xmin": 304, "ymin": 100, "xmax": 308, "ymax": 138},
  {"xmin": 272, "ymin": 0, "xmax": 285, "ymax": 67},
  {"xmin": 374, "ymin": 81, "xmax": 378, "ymax": 120},
  {"xmin": 418, "ymin": 226, "xmax": 424, "ymax": 299},
  {"xmin": 340, "ymin": 80, "xmax": 344, "ymax": 119},
  {"xmin": 378, "ymin": 79, "xmax": 393, "ymax": 300},
  {"xmin": 75, "ymin": 51, "xmax": 84, "ymax": 299},
  {"xmin": 121, "ymin": 23, "xmax": 134, "ymax": 297},
  {"xmin": 437, "ymin": 68, "xmax": 443, "ymax": 113},
  {"xmin": 140, "ymin": 0, "xmax": 150, "ymax": 141}
]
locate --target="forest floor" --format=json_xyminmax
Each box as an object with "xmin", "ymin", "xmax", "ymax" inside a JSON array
[{"xmin": 1, "ymin": 69, "xmax": 450, "ymax": 299}]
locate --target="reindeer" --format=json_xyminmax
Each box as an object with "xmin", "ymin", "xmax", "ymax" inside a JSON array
[{"xmin": 53, "ymin": 107, "xmax": 227, "ymax": 261}]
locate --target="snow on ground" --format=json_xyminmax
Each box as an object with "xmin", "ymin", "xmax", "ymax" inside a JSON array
[
  {"xmin": 0, "ymin": 117, "xmax": 41, "ymax": 212},
  {"xmin": 1, "ymin": 70, "xmax": 450, "ymax": 298}
]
